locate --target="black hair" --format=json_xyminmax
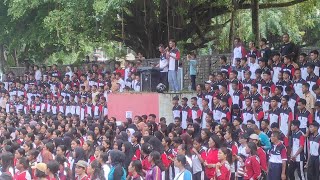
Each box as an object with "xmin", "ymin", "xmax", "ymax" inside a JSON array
[
  {"xmin": 24, "ymin": 142, "xmax": 33, "ymax": 150},
  {"xmin": 26, "ymin": 133, "xmax": 35, "ymax": 141},
  {"xmin": 35, "ymin": 169, "xmax": 47, "ymax": 178},
  {"xmin": 1, "ymin": 152, "xmax": 14, "ymax": 174},
  {"xmin": 16, "ymin": 148, "xmax": 25, "ymax": 157},
  {"xmin": 109, "ymin": 150, "xmax": 125, "ymax": 166},
  {"xmin": 209, "ymin": 135, "xmax": 221, "ymax": 148},
  {"xmin": 247, "ymin": 142, "xmax": 258, "ymax": 156},
  {"xmin": 303, "ymin": 82, "xmax": 310, "ymax": 89},
  {"xmin": 163, "ymin": 137, "xmax": 172, "ymax": 146},
  {"xmin": 291, "ymin": 120, "xmax": 301, "ymax": 128},
  {"xmin": 271, "ymin": 122, "xmax": 280, "ymax": 129},
  {"xmin": 141, "ymin": 143, "xmax": 153, "ymax": 155},
  {"xmin": 148, "ymin": 136, "xmax": 165, "ymax": 154},
  {"xmin": 247, "ymin": 120, "xmax": 256, "ymax": 125},
  {"xmin": 149, "ymin": 151, "xmax": 165, "ymax": 171},
  {"xmin": 219, "ymin": 147, "xmax": 232, "ymax": 164},
  {"xmin": 131, "ymin": 160, "xmax": 144, "ymax": 177},
  {"xmin": 45, "ymin": 142, "xmax": 55, "ymax": 153},
  {"xmin": 100, "ymin": 152, "xmax": 109, "ymax": 163},
  {"xmin": 272, "ymin": 131, "xmax": 281, "ymax": 140},
  {"xmin": 47, "ymin": 160, "xmax": 60, "ymax": 176},
  {"xmin": 90, "ymin": 160, "xmax": 105, "ymax": 180},
  {"xmin": 18, "ymin": 157, "xmax": 29, "ymax": 169},
  {"xmin": 176, "ymin": 154, "xmax": 187, "ymax": 166},
  {"xmin": 122, "ymin": 141, "xmax": 135, "ymax": 172},
  {"xmin": 299, "ymin": 98, "xmax": 307, "ymax": 105},
  {"xmin": 310, "ymin": 50, "xmax": 319, "ymax": 55}
]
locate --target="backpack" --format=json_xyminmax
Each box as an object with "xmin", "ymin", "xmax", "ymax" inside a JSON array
[{"xmin": 108, "ymin": 166, "xmax": 126, "ymax": 180}]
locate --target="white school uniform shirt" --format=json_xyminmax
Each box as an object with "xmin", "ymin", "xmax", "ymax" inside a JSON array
[
  {"xmin": 132, "ymin": 80, "xmax": 141, "ymax": 92},
  {"xmin": 35, "ymin": 70, "xmax": 42, "ymax": 81},
  {"xmin": 315, "ymin": 110, "xmax": 320, "ymax": 133},
  {"xmin": 249, "ymin": 63, "xmax": 260, "ymax": 79},
  {"xmin": 118, "ymin": 78, "xmax": 125, "ymax": 92},
  {"xmin": 233, "ymin": 46, "xmax": 243, "ymax": 66},
  {"xmin": 124, "ymin": 67, "xmax": 130, "ymax": 82}
]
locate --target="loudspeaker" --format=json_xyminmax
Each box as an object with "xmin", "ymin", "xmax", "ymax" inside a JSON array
[{"xmin": 140, "ymin": 70, "xmax": 160, "ymax": 92}]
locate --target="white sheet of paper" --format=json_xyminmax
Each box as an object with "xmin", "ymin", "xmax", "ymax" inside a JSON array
[{"xmin": 126, "ymin": 111, "xmax": 133, "ymax": 118}]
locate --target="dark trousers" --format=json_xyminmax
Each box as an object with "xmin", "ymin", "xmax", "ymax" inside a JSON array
[
  {"xmin": 307, "ymin": 156, "xmax": 319, "ymax": 180},
  {"xmin": 193, "ymin": 171, "xmax": 204, "ymax": 180},
  {"xmin": 190, "ymin": 75, "xmax": 196, "ymax": 90},
  {"xmin": 268, "ymin": 163, "xmax": 283, "ymax": 180},
  {"xmin": 288, "ymin": 161, "xmax": 305, "ymax": 180},
  {"xmin": 160, "ymin": 72, "xmax": 168, "ymax": 91}
]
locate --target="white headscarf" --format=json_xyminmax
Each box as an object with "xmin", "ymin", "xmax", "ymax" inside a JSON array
[
  {"xmin": 127, "ymin": 128, "xmax": 135, "ymax": 142},
  {"xmin": 65, "ymin": 66, "xmax": 73, "ymax": 77}
]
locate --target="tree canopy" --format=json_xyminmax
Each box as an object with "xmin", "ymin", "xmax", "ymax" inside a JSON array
[{"xmin": 0, "ymin": 0, "xmax": 319, "ymax": 68}]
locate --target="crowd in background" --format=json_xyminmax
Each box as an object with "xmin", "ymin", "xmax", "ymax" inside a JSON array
[{"xmin": 0, "ymin": 34, "xmax": 318, "ymax": 180}]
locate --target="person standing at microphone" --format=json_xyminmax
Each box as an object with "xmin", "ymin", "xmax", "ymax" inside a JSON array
[
  {"xmin": 167, "ymin": 39, "xmax": 181, "ymax": 92},
  {"xmin": 156, "ymin": 44, "xmax": 169, "ymax": 91}
]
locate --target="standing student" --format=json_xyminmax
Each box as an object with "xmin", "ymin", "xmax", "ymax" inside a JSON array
[
  {"xmin": 187, "ymin": 52, "xmax": 197, "ymax": 91},
  {"xmin": 224, "ymin": 129, "xmax": 238, "ymax": 179},
  {"xmin": 215, "ymin": 147, "xmax": 232, "ymax": 180},
  {"xmin": 128, "ymin": 160, "xmax": 144, "ymax": 180},
  {"xmin": 288, "ymin": 120, "xmax": 305, "ymax": 180},
  {"xmin": 87, "ymin": 160, "xmax": 106, "ymax": 180},
  {"xmin": 306, "ymin": 121, "xmax": 320, "ymax": 180},
  {"xmin": 172, "ymin": 96, "xmax": 182, "ymax": 120},
  {"xmin": 204, "ymin": 135, "xmax": 221, "ymax": 179},
  {"xmin": 14, "ymin": 157, "xmax": 31, "ymax": 180},
  {"xmin": 191, "ymin": 137, "xmax": 206, "ymax": 180},
  {"xmin": 259, "ymin": 38, "xmax": 271, "ymax": 60},
  {"xmin": 108, "ymin": 150, "xmax": 126, "ymax": 180},
  {"xmin": 243, "ymin": 142, "xmax": 261, "ymax": 180},
  {"xmin": 268, "ymin": 131, "xmax": 287, "ymax": 180},
  {"xmin": 157, "ymin": 44, "xmax": 169, "ymax": 89},
  {"xmin": 249, "ymin": 134, "xmax": 267, "ymax": 178},
  {"xmin": 296, "ymin": 98, "xmax": 313, "ymax": 134},
  {"xmin": 232, "ymin": 38, "xmax": 247, "ymax": 66},
  {"xmin": 167, "ymin": 39, "xmax": 180, "ymax": 92},
  {"xmin": 173, "ymin": 155, "xmax": 192, "ymax": 180},
  {"xmin": 146, "ymin": 151, "xmax": 162, "ymax": 180},
  {"xmin": 74, "ymin": 160, "xmax": 89, "ymax": 180},
  {"xmin": 32, "ymin": 163, "xmax": 47, "ymax": 180},
  {"xmin": 181, "ymin": 97, "xmax": 191, "ymax": 130},
  {"xmin": 190, "ymin": 97, "xmax": 202, "ymax": 122},
  {"xmin": 201, "ymin": 98, "xmax": 211, "ymax": 128}
]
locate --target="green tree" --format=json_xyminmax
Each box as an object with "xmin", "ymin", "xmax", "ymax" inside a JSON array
[{"xmin": 0, "ymin": 0, "xmax": 319, "ymax": 67}]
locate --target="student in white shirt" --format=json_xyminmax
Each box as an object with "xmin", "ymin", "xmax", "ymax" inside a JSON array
[
  {"xmin": 34, "ymin": 65, "xmax": 42, "ymax": 82},
  {"xmin": 174, "ymin": 155, "xmax": 192, "ymax": 180},
  {"xmin": 132, "ymin": 75, "xmax": 141, "ymax": 92},
  {"xmin": 115, "ymin": 72, "xmax": 125, "ymax": 92},
  {"xmin": 248, "ymin": 55, "xmax": 260, "ymax": 79}
]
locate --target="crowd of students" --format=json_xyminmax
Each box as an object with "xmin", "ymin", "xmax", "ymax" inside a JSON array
[{"xmin": 0, "ymin": 34, "xmax": 319, "ymax": 180}]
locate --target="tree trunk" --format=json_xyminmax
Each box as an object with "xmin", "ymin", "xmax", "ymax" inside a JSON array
[
  {"xmin": 251, "ymin": 0, "xmax": 260, "ymax": 44},
  {"xmin": 12, "ymin": 49, "xmax": 19, "ymax": 66},
  {"xmin": 228, "ymin": 11, "xmax": 236, "ymax": 52},
  {"xmin": 0, "ymin": 45, "xmax": 5, "ymax": 72}
]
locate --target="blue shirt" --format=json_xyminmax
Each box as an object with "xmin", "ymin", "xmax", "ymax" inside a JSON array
[
  {"xmin": 189, "ymin": 59, "xmax": 197, "ymax": 75},
  {"xmin": 259, "ymin": 132, "xmax": 272, "ymax": 151}
]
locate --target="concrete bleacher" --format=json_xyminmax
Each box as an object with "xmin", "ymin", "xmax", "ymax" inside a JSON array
[{"xmin": 6, "ymin": 47, "xmax": 318, "ymax": 90}]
